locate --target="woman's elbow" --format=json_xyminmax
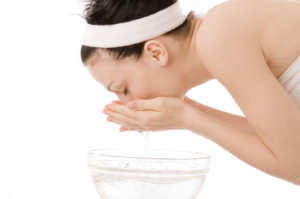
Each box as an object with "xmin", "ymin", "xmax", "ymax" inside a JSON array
[
  {"xmin": 282, "ymin": 167, "xmax": 300, "ymax": 186},
  {"xmin": 289, "ymin": 175, "xmax": 300, "ymax": 186},
  {"xmin": 275, "ymin": 162, "xmax": 300, "ymax": 186},
  {"xmin": 279, "ymin": 154, "xmax": 300, "ymax": 185}
]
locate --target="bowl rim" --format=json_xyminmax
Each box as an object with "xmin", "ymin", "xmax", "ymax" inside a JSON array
[{"xmin": 88, "ymin": 148, "xmax": 211, "ymax": 161}]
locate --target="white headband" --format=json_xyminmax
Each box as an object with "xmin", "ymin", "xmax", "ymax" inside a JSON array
[{"xmin": 82, "ymin": 1, "xmax": 187, "ymax": 48}]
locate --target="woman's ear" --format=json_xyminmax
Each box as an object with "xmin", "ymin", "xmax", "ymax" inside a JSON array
[{"xmin": 144, "ymin": 40, "xmax": 169, "ymax": 67}]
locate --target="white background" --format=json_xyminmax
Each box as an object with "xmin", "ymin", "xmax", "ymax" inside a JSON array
[{"xmin": 0, "ymin": 0, "xmax": 299, "ymax": 198}]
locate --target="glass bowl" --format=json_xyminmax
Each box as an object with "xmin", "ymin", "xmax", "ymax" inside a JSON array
[{"xmin": 88, "ymin": 148, "xmax": 210, "ymax": 199}]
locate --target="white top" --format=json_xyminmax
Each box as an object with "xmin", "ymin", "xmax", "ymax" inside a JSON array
[{"xmin": 278, "ymin": 56, "xmax": 300, "ymax": 108}]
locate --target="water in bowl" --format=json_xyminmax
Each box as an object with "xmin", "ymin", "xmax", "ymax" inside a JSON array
[
  {"xmin": 89, "ymin": 148, "xmax": 209, "ymax": 199},
  {"xmin": 93, "ymin": 170, "xmax": 206, "ymax": 199}
]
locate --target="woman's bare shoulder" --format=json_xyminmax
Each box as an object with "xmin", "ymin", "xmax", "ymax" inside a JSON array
[
  {"xmin": 195, "ymin": 0, "xmax": 260, "ymax": 63},
  {"xmin": 196, "ymin": 0, "xmax": 300, "ymax": 76},
  {"xmin": 197, "ymin": 0, "xmax": 300, "ymax": 46},
  {"xmin": 197, "ymin": 0, "xmax": 262, "ymax": 38}
]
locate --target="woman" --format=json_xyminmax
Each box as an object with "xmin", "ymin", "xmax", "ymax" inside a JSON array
[{"xmin": 80, "ymin": 0, "xmax": 300, "ymax": 185}]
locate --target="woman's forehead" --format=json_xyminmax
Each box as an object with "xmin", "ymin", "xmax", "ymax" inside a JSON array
[
  {"xmin": 95, "ymin": 49, "xmax": 113, "ymax": 62},
  {"xmin": 91, "ymin": 50, "xmax": 139, "ymax": 67},
  {"xmin": 86, "ymin": 51, "xmax": 113, "ymax": 68}
]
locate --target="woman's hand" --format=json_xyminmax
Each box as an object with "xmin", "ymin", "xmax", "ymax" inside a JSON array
[{"xmin": 102, "ymin": 97, "xmax": 194, "ymax": 132}]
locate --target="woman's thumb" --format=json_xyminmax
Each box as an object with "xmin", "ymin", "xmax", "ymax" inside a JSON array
[
  {"xmin": 127, "ymin": 101, "xmax": 138, "ymax": 110},
  {"xmin": 127, "ymin": 98, "xmax": 162, "ymax": 111}
]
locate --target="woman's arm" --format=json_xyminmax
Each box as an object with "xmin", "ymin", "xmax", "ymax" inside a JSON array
[
  {"xmin": 184, "ymin": 97, "xmax": 255, "ymax": 133},
  {"xmin": 196, "ymin": 8, "xmax": 300, "ymax": 184},
  {"xmin": 105, "ymin": 95, "xmax": 300, "ymax": 184},
  {"xmin": 186, "ymin": 101, "xmax": 300, "ymax": 185}
]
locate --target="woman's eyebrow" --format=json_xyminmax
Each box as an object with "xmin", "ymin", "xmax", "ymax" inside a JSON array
[{"xmin": 107, "ymin": 81, "xmax": 114, "ymax": 92}]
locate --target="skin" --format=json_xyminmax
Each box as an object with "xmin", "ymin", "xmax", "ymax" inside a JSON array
[{"xmin": 86, "ymin": 0, "xmax": 300, "ymax": 185}]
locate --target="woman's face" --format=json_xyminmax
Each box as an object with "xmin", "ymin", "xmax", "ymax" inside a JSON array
[{"xmin": 87, "ymin": 49, "xmax": 185, "ymax": 104}]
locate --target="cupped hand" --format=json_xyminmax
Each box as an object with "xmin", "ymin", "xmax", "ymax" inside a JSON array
[{"xmin": 102, "ymin": 97, "xmax": 194, "ymax": 132}]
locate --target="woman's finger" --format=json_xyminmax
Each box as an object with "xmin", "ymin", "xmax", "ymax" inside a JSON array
[
  {"xmin": 112, "ymin": 100, "xmax": 121, "ymax": 105},
  {"xmin": 106, "ymin": 104, "xmax": 137, "ymax": 119},
  {"xmin": 107, "ymin": 115, "xmax": 141, "ymax": 132},
  {"xmin": 127, "ymin": 97, "xmax": 164, "ymax": 111},
  {"xmin": 119, "ymin": 126, "xmax": 129, "ymax": 132},
  {"xmin": 104, "ymin": 109, "xmax": 141, "ymax": 129}
]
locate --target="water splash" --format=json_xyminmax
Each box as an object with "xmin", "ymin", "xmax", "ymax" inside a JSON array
[{"xmin": 140, "ymin": 131, "xmax": 150, "ymax": 149}]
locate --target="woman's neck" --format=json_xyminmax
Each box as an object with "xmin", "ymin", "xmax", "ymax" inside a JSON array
[{"xmin": 181, "ymin": 17, "xmax": 214, "ymax": 93}]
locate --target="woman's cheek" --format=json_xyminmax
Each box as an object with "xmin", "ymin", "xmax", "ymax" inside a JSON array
[{"xmin": 132, "ymin": 90, "xmax": 160, "ymax": 100}]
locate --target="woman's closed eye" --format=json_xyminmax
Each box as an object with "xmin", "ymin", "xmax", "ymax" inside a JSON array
[{"xmin": 123, "ymin": 88, "xmax": 128, "ymax": 96}]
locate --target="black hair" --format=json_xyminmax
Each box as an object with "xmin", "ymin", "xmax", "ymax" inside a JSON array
[{"xmin": 81, "ymin": 0, "xmax": 194, "ymax": 64}]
